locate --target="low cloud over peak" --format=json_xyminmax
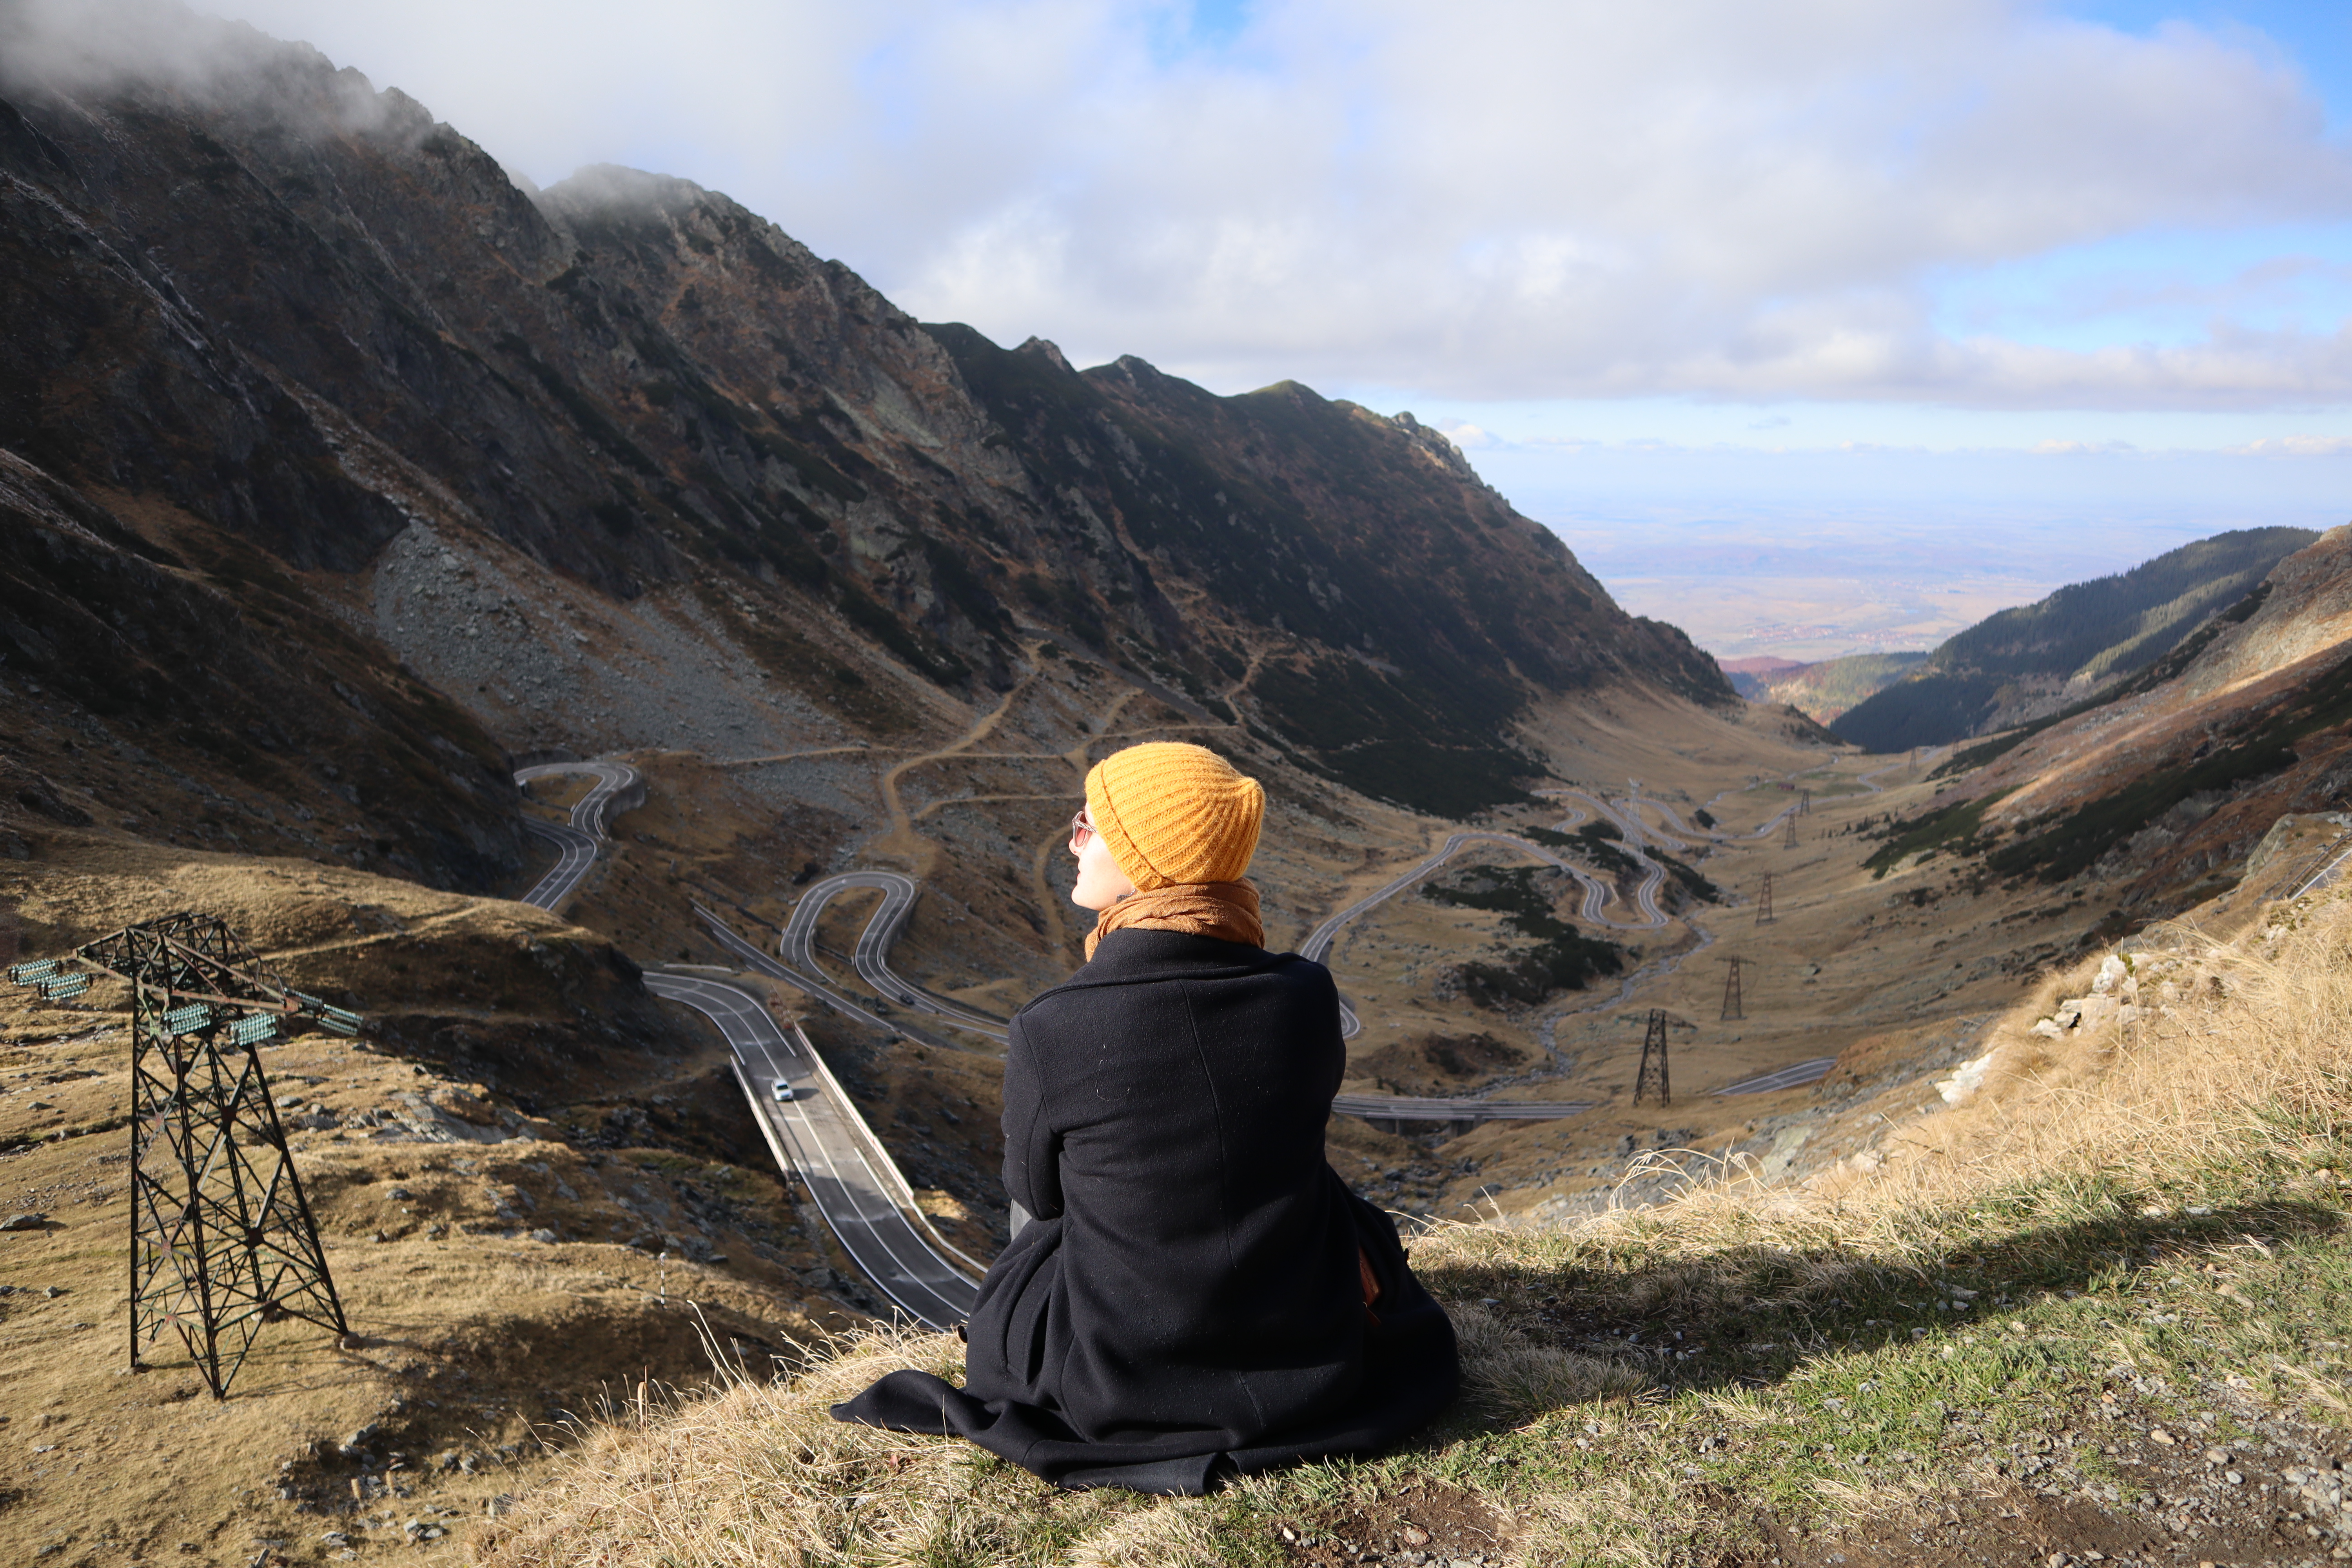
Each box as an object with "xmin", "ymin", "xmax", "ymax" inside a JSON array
[{"xmin": 15, "ymin": 0, "xmax": 2352, "ymax": 414}]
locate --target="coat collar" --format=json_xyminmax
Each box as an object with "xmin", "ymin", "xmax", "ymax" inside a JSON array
[{"xmin": 1032, "ymin": 927, "xmax": 1294, "ymax": 999}]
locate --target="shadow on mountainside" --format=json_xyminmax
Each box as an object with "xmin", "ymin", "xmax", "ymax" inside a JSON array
[
  {"xmin": 1235, "ymin": 1199, "xmax": 2352, "ymax": 1566},
  {"xmin": 1412, "ymin": 1197, "xmax": 2344, "ymax": 1414}
]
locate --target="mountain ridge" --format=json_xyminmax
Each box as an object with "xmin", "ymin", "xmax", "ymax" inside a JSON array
[
  {"xmin": 0, "ymin": 9, "xmax": 1733, "ymax": 829},
  {"xmin": 1832, "ymin": 526, "xmax": 2318, "ymax": 751},
  {"xmin": 1878, "ymin": 524, "xmax": 2352, "ymax": 924}
]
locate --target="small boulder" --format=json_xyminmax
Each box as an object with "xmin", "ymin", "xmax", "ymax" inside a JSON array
[
  {"xmin": 1934, "ymin": 1051, "xmax": 1996, "ymax": 1105},
  {"xmin": 1, "ymin": 1212, "xmax": 48, "ymax": 1232}
]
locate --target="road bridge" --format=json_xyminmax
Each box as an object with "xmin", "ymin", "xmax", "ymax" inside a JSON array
[
  {"xmin": 1714, "ymin": 1057, "xmax": 1840, "ymax": 1096},
  {"xmin": 642, "ymin": 972, "xmax": 980, "ymax": 1329}
]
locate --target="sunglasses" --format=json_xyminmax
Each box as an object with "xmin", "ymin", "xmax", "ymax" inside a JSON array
[{"xmin": 1069, "ymin": 807, "xmax": 1096, "ymax": 849}]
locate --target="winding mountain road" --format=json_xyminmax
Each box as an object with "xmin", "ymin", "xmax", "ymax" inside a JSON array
[
  {"xmin": 1298, "ymin": 759, "xmax": 1898, "ymax": 1098},
  {"xmin": 508, "ymin": 744, "xmax": 1910, "ymax": 1308},
  {"xmin": 515, "ymin": 760, "xmax": 643, "ymax": 911},
  {"xmin": 1330, "ymin": 1092, "xmax": 1599, "ymax": 1134},
  {"xmin": 514, "ymin": 761, "xmax": 979, "ymax": 1328},
  {"xmin": 692, "ymin": 901, "xmax": 952, "ymax": 1051},
  {"xmin": 1300, "ymin": 797, "xmax": 1681, "ymax": 1042},
  {"xmin": 1714, "ymin": 1057, "xmax": 1841, "ymax": 1096},
  {"xmin": 782, "ymin": 872, "xmax": 1011, "ymax": 1040}
]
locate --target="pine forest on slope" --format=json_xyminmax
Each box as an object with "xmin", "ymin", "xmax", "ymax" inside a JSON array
[{"xmin": 1830, "ymin": 528, "xmax": 2319, "ymax": 753}]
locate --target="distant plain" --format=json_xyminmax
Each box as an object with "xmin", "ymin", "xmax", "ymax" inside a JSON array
[
  {"xmin": 1552, "ymin": 516, "xmax": 2321, "ymax": 663},
  {"xmin": 1445, "ymin": 438, "xmax": 2352, "ymax": 661}
]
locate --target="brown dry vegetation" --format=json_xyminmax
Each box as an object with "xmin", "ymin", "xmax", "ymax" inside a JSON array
[
  {"xmin": 0, "ymin": 839, "xmax": 869, "ymax": 1564},
  {"xmin": 468, "ymin": 885, "xmax": 2352, "ymax": 1566}
]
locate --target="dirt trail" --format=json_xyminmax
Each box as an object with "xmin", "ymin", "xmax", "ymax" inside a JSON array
[
  {"xmin": 1221, "ymin": 639, "xmax": 1274, "ymax": 704},
  {"xmin": 910, "ymin": 794, "xmax": 1072, "ymax": 821},
  {"xmin": 1022, "ymin": 685, "xmax": 1145, "ymax": 954},
  {"xmin": 868, "ymin": 650, "xmax": 1148, "ymax": 956},
  {"xmin": 874, "ymin": 670, "xmax": 1047, "ymax": 872},
  {"xmin": 713, "ymin": 745, "xmax": 887, "ymax": 770}
]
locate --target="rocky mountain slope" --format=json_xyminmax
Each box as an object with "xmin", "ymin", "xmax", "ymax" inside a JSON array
[
  {"xmin": 1833, "ymin": 527, "xmax": 2317, "ymax": 751},
  {"xmin": 0, "ymin": 448, "xmax": 523, "ymax": 889},
  {"xmin": 0, "ymin": 2, "xmax": 1729, "ymax": 828},
  {"xmin": 1873, "ymin": 525, "xmax": 2352, "ymax": 927}
]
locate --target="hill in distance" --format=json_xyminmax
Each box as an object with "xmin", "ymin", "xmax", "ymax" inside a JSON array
[
  {"xmin": 1832, "ymin": 526, "xmax": 2319, "ymax": 751},
  {"xmin": 1890, "ymin": 522, "xmax": 2352, "ymax": 927},
  {"xmin": 1722, "ymin": 651, "xmax": 1928, "ymax": 722}
]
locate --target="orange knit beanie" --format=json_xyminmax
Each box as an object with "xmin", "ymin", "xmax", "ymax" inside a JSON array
[{"xmin": 1083, "ymin": 742, "xmax": 1265, "ymax": 892}]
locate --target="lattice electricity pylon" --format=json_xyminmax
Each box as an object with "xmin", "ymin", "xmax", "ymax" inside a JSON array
[
  {"xmin": 22, "ymin": 913, "xmax": 362, "ymax": 1398},
  {"xmin": 1756, "ymin": 872, "xmax": 1775, "ymax": 925},
  {"xmin": 1633, "ymin": 1007, "xmax": 1671, "ymax": 1107},
  {"xmin": 1800, "ymin": 789, "xmax": 1812, "ymax": 815},
  {"xmin": 1720, "ymin": 956, "xmax": 1746, "ymax": 1021},
  {"xmin": 1782, "ymin": 812, "xmax": 1800, "ymax": 849}
]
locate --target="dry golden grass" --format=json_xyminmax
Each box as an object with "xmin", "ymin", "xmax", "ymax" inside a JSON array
[
  {"xmin": 471, "ymin": 890, "xmax": 2352, "ymax": 1568},
  {"xmin": 471, "ymin": 1318, "xmax": 1189, "ymax": 1568},
  {"xmin": 1847, "ymin": 892, "xmax": 2352, "ymax": 1221}
]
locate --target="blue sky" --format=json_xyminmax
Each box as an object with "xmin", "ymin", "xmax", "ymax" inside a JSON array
[{"xmin": 53, "ymin": 0, "xmax": 2352, "ymax": 652}]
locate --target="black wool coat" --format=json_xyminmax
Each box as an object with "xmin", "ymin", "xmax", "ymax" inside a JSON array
[{"xmin": 831, "ymin": 927, "xmax": 1459, "ymax": 1494}]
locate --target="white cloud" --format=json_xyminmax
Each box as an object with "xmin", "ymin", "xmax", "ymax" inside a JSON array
[
  {"xmin": 2223, "ymin": 434, "xmax": 2352, "ymax": 456},
  {"xmin": 1432, "ymin": 420, "xmax": 1495, "ymax": 450},
  {"xmin": 2027, "ymin": 439, "xmax": 2139, "ymax": 455},
  {"xmin": 14, "ymin": 0, "xmax": 2352, "ymax": 411}
]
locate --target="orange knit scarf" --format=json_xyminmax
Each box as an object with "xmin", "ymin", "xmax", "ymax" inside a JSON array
[{"xmin": 1083, "ymin": 880, "xmax": 1265, "ymax": 961}]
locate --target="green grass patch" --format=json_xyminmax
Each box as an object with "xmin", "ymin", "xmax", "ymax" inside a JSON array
[
  {"xmin": 1315, "ymin": 1137, "xmax": 2352, "ymax": 1564},
  {"xmin": 1861, "ymin": 789, "xmax": 2013, "ymax": 879},
  {"xmin": 1422, "ymin": 866, "xmax": 1623, "ymax": 1005},
  {"xmin": 1655, "ymin": 851, "xmax": 1722, "ymax": 904}
]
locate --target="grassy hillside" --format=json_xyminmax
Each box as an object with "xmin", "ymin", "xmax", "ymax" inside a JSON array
[
  {"xmin": 474, "ymin": 892, "xmax": 2352, "ymax": 1566},
  {"xmin": 1834, "ymin": 528, "xmax": 2318, "ymax": 751}
]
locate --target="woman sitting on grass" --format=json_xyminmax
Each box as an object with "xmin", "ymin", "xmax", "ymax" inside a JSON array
[{"xmin": 835, "ymin": 740, "xmax": 1458, "ymax": 1494}]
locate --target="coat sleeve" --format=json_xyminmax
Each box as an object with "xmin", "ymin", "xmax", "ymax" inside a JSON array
[{"xmin": 999, "ymin": 1013, "xmax": 1063, "ymax": 1220}]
